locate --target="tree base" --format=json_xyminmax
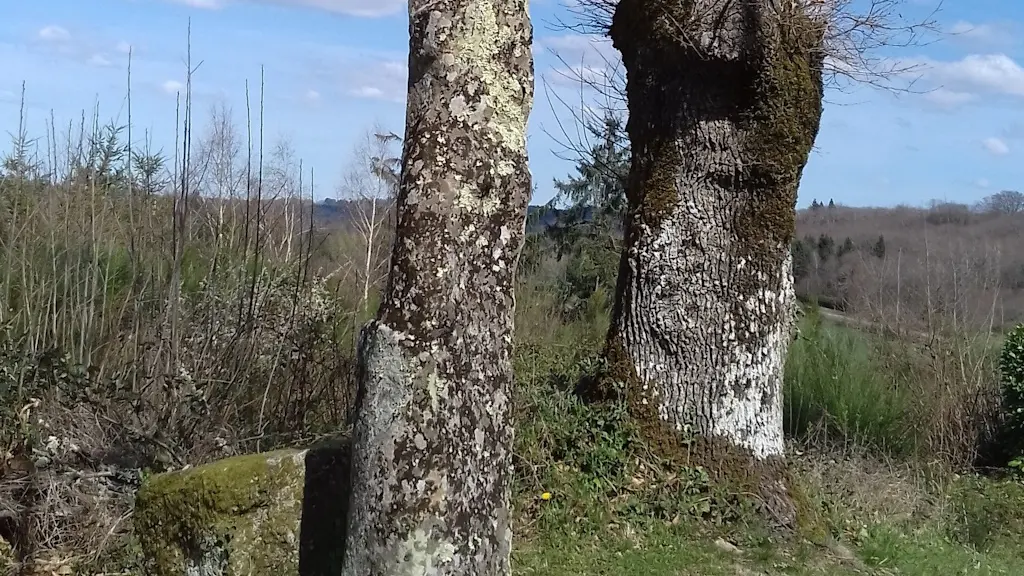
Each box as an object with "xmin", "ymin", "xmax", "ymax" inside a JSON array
[
  {"xmin": 648, "ymin": 427, "xmax": 798, "ymax": 533},
  {"xmin": 575, "ymin": 358, "xmax": 799, "ymax": 533}
]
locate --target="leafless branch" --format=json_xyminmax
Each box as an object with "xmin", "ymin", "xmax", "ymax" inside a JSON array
[
  {"xmin": 539, "ymin": 41, "xmax": 628, "ymax": 203},
  {"xmin": 553, "ymin": 0, "xmax": 942, "ymax": 92},
  {"xmin": 541, "ymin": 0, "xmax": 943, "ymax": 204},
  {"xmin": 334, "ymin": 124, "xmax": 401, "ymax": 311}
]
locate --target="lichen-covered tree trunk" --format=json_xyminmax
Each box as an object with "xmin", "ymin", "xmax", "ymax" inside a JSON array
[
  {"xmin": 598, "ymin": 0, "xmax": 824, "ymax": 496},
  {"xmin": 338, "ymin": 1, "xmax": 533, "ymax": 575}
]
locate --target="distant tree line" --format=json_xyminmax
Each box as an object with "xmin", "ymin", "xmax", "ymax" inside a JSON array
[{"xmin": 789, "ymin": 232, "xmax": 886, "ymax": 310}]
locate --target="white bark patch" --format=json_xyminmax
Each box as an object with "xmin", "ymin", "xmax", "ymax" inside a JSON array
[
  {"xmin": 713, "ymin": 327, "xmax": 786, "ymax": 459},
  {"xmin": 713, "ymin": 248, "xmax": 793, "ymax": 459},
  {"xmin": 614, "ymin": 121, "xmax": 794, "ymax": 462}
]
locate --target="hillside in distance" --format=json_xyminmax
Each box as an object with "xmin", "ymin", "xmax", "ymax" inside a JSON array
[
  {"xmin": 314, "ymin": 199, "xmax": 580, "ymax": 234},
  {"xmin": 793, "ymin": 200, "xmax": 1024, "ymax": 331},
  {"xmin": 313, "ymin": 197, "xmax": 1024, "ymax": 331}
]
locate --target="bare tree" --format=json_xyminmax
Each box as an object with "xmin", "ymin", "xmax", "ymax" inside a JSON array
[
  {"xmin": 979, "ymin": 190, "xmax": 1024, "ymax": 215},
  {"xmin": 558, "ymin": 0, "xmax": 939, "ymax": 90},
  {"xmin": 338, "ymin": 1, "xmax": 534, "ymax": 574},
  {"xmin": 554, "ymin": 0, "xmax": 939, "ymax": 526},
  {"xmin": 262, "ymin": 137, "xmax": 308, "ymax": 261},
  {"xmin": 194, "ymin": 103, "xmax": 245, "ymax": 259},
  {"xmin": 202, "ymin": 102, "xmax": 244, "ymax": 200},
  {"xmin": 336, "ymin": 126, "xmax": 401, "ymax": 313}
]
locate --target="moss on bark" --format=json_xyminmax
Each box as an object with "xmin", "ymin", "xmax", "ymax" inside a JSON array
[
  {"xmin": 732, "ymin": 5, "xmax": 825, "ymax": 344},
  {"xmin": 588, "ymin": 0, "xmax": 827, "ymax": 533}
]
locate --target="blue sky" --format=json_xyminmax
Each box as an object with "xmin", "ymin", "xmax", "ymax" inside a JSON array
[{"xmin": 0, "ymin": 0, "xmax": 1021, "ymax": 207}]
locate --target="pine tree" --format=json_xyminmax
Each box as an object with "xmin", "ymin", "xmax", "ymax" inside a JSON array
[
  {"xmin": 816, "ymin": 234, "xmax": 835, "ymax": 261},
  {"xmin": 545, "ymin": 110, "xmax": 630, "ymax": 311},
  {"xmin": 838, "ymin": 237, "xmax": 855, "ymax": 257},
  {"xmin": 871, "ymin": 235, "xmax": 886, "ymax": 259},
  {"xmin": 791, "ymin": 238, "xmax": 812, "ymax": 280}
]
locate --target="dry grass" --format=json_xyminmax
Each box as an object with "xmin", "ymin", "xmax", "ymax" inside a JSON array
[
  {"xmin": 789, "ymin": 442, "xmax": 941, "ymax": 533},
  {"xmin": 0, "ymin": 89, "xmax": 383, "ymax": 568}
]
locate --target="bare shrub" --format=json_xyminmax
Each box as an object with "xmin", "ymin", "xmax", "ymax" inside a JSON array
[
  {"xmin": 797, "ymin": 204, "xmax": 1024, "ymax": 331},
  {"xmin": 925, "ymin": 201, "xmax": 973, "ymax": 226},
  {"xmin": 0, "ymin": 85, "xmax": 380, "ymax": 566}
]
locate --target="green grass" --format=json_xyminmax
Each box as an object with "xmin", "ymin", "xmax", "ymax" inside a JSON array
[
  {"xmin": 510, "ymin": 299, "xmax": 1024, "ymax": 576},
  {"xmin": 512, "ymin": 476, "xmax": 1024, "ymax": 575},
  {"xmin": 784, "ymin": 310, "xmax": 915, "ymax": 456},
  {"xmin": 513, "ymin": 526, "xmax": 832, "ymax": 576}
]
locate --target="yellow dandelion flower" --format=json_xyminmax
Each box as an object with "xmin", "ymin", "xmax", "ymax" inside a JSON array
[{"xmin": 540, "ymin": 492, "xmax": 552, "ymax": 501}]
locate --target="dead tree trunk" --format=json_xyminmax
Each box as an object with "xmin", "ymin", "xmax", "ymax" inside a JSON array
[
  {"xmin": 339, "ymin": 1, "xmax": 533, "ymax": 575},
  {"xmin": 592, "ymin": 0, "xmax": 825, "ymax": 522}
]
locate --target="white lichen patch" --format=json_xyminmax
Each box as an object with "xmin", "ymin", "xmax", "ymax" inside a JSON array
[
  {"xmin": 451, "ymin": 180, "xmax": 503, "ymax": 216},
  {"xmin": 448, "ymin": 1, "xmax": 530, "ymax": 150},
  {"xmin": 394, "ymin": 526, "xmax": 457, "ymax": 576},
  {"xmin": 622, "ymin": 160, "xmax": 794, "ymax": 462},
  {"xmin": 343, "ymin": 321, "xmax": 421, "ymax": 575},
  {"xmin": 425, "ymin": 369, "xmax": 452, "ymax": 415},
  {"xmin": 712, "ymin": 350, "xmax": 785, "ymax": 460}
]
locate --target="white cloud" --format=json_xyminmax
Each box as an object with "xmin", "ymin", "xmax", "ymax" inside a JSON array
[
  {"xmin": 975, "ymin": 178, "xmax": 991, "ymax": 188},
  {"xmin": 287, "ymin": 43, "xmax": 407, "ymax": 103},
  {"xmin": 538, "ymin": 33, "xmax": 620, "ymax": 72},
  {"xmin": 922, "ymin": 53, "xmax": 1024, "ymax": 98},
  {"xmin": 174, "ymin": 0, "xmax": 224, "ymax": 6},
  {"xmin": 948, "ymin": 20, "xmax": 1017, "ymax": 48},
  {"xmin": 540, "ymin": 34, "xmax": 616, "ymax": 58},
  {"xmin": 545, "ymin": 64, "xmax": 609, "ymax": 89},
  {"xmin": 305, "ymin": 89, "xmax": 321, "ymax": 102},
  {"xmin": 88, "ymin": 54, "xmax": 113, "ymax": 67},
  {"xmin": 903, "ymin": 53, "xmax": 1024, "ymax": 109},
  {"xmin": 38, "ymin": 25, "xmax": 71, "ymax": 42},
  {"xmin": 349, "ymin": 85, "xmax": 383, "ymax": 98},
  {"xmin": 31, "ymin": 25, "xmax": 137, "ymax": 70},
  {"xmin": 270, "ymin": 0, "xmax": 404, "ymax": 16},
  {"xmin": 342, "ymin": 59, "xmax": 406, "ymax": 102},
  {"xmin": 922, "ymin": 88, "xmax": 976, "ymax": 109},
  {"xmin": 981, "ymin": 136, "xmax": 1010, "ymax": 156},
  {"xmin": 167, "ymin": 0, "xmax": 404, "ymax": 16},
  {"xmin": 162, "ymin": 80, "xmax": 184, "ymax": 94},
  {"xmin": 381, "ymin": 61, "xmax": 406, "ymax": 76}
]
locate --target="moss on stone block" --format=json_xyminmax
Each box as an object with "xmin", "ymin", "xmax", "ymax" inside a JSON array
[
  {"xmin": 135, "ymin": 437, "xmax": 352, "ymax": 576},
  {"xmin": 134, "ymin": 449, "xmax": 308, "ymax": 576},
  {"xmin": 0, "ymin": 538, "xmax": 12, "ymax": 576}
]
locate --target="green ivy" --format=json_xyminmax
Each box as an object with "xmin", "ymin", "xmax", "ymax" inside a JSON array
[{"xmin": 999, "ymin": 323, "xmax": 1024, "ymax": 471}]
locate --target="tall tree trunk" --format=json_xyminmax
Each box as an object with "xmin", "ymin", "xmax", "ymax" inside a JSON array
[
  {"xmin": 594, "ymin": 0, "xmax": 824, "ymax": 519},
  {"xmin": 339, "ymin": 1, "xmax": 533, "ymax": 575}
]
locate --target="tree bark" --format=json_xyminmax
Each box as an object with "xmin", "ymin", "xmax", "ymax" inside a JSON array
[
  {"xmin": 595, "ymin": 0, "xmax": 824, "ymax": 500},
  {"xmin": 339, "ymin": 2, "xmax": 533, "ymax": 575}
]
